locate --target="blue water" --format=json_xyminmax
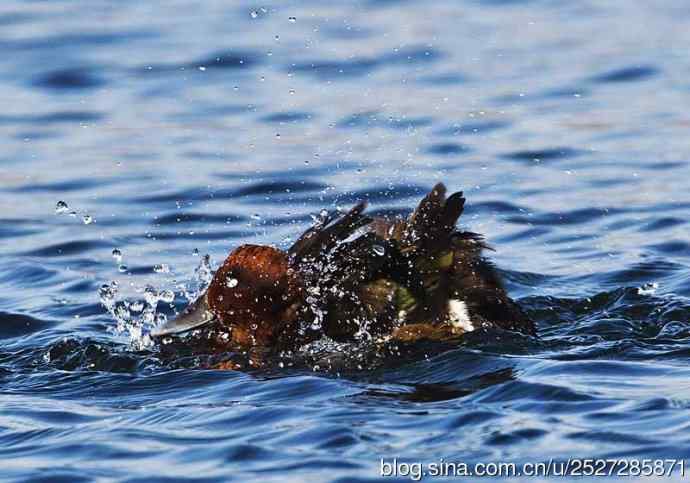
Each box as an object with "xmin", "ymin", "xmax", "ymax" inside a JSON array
[{"xmin": 2, "ymin": 0, "xmax": 690, "ymax": 481}]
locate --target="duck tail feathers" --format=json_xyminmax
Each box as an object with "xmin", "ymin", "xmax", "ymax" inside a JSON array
[{"xmin": 404, "ymin": 183, "xmax": 465, "ymax": 249}]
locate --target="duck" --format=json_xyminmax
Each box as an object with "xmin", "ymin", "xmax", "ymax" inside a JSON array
[{"xmin": 152, "ymin": 183, "xmax": 535, "ymax": 358}]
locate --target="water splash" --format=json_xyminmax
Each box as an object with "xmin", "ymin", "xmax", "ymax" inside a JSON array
[
  {"xmin": 98, "ymin": 254, "xmax": 215, "ymax": 350},
  {"xmin": 99, "ymin": 280, "xmax": 157, "ymax": 350},
  {"xmin": 180, "ymin": 254, "xmax": 214, "ymax": 301}
]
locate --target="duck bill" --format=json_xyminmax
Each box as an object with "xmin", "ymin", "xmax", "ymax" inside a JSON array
[{"xmin": 151, "ymin": 291, "xmax": 216, "ymax": 337}]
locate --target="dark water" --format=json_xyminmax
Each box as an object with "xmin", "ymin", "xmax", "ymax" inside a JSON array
[{"xmin": 2, "ymin": 0, "xmax": 690, "ymax": 481}]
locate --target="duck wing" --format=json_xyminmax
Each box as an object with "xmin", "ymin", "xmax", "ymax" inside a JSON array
[
  {"xmin": 288, "ymin": 202, "xmax": 423, "ymax": 294},
  {"xmin": 316, "ymin": 232, "xmax": 426, "ymax": 341},
  {"xmin": 288, "ymin": 202, "xmax": 371, "ymax": 264},
  {"xmin": 289, "ymin": 202, "xmax": 428, "ymax": 341}
]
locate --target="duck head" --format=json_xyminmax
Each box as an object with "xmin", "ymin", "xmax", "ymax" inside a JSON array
[{"xmin": 153, "ymin": 244, "xmax": 304, "ymax": 347}]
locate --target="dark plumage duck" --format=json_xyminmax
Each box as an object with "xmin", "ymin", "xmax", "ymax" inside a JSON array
[{"xmin": 152, "ymin": 184, "xmax": 534, "ymax": 354}]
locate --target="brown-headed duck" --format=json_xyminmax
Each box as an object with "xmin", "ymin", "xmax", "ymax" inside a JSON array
[{"xmin": 152, "ymin": 183, "xmax": 535, "ymax": 363}]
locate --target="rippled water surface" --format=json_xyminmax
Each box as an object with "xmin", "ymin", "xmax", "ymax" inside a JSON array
[{"xmin": 2, "ymin": 1, "xmax": 690, "ymax": 481}]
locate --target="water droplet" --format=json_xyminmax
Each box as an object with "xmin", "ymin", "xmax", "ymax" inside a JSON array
[
  {"xmin": 250, "ymin": 10, "xmax": 258, "ymax": 18},
  {"xmin": 141, "ymin": 307, "xmax": 155, "ymax": 324},
  {"xmin": 155, "ymin": 313, "xmax": 168, "ymax": 325},
  {"xmin": 160, "ymin": 290, "xmax": 175, "ymax": 303},
  {"xmin": 55, "ymin": 201, "xmax": 69, "ymax": 214},
  {"xmin": 114, "ymin": 302, "xmax": 130, "ymax": 320},
  {"xmin": 144, "ymin": 285, "xmax": 159, "ymax": 305},
  {"xmin": 288, "ymin": 16, "xmax": 296, "ymax": 22},
  {"xmin": 251, "ymin": 213, "xmax": 262, "ymax": 221},
  {"xmin": 638, "ymin": 282, "xmax": 659, "ymax": 296},
  {"xmin": 153, "ymin": 263, "xmax": 170, "ymax": 273},
  {"xmin": 198, "ymin": 66, "xmax": 206, "ymax": 71},
  {"xmin": 129, "ymin": 300, "xmax": 144, "ymax": 312},
  {"xmin": 82, "ymin": 214, "xmax": 93, "ymax": 225},
  {"xmin": 68, "ymin": 211, "xmax": 78, "ymax": 217},
  {"xmin": 112, "ymin": 248, "xmax": 122, "ymax": 263},
  {"xmin": 192, "ymin": 248, "xmax": 199, "ymax": 256},
  {"xmin": 226, "ymin": 277, "xmax": 239, "ymax": 288},
  {"xmin": 372, "ymin": 245, "xmax": 385, "ymax": 256},
  {"xmin": 98, "ymin": 282, "xmax": 117, "ymax": 308},
  {"xmin": 117, "ymin": 264, "xmax": 128, "ymax": 273}
]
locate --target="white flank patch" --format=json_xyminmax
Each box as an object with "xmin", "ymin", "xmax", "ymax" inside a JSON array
[{"xmin": 448, "ymin": 299, "xmax": 474, "ymax": 332}]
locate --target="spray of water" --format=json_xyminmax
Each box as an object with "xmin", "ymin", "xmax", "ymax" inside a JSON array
[{"xmin": 99, "ymin": 254, "xmax": 215, "ymax": 349}]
